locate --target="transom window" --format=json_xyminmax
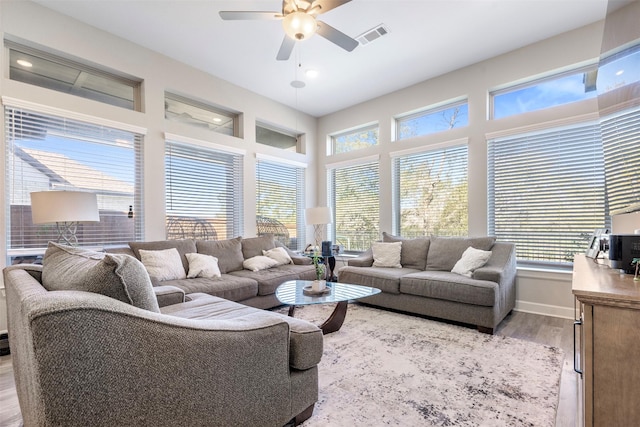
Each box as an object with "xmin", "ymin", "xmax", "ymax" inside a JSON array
[
  {"xmin": 256, "ymin": 123, "xmax": 300, "ymax": 152},
  {"xmin": 396, "ymin": 100, "xmax": 468, "ymax": 140},
  {"xmin": 491, "ymin": 67, "xmax": 598, "ymax": 119},
  {"xmin": 330, "ymin": 123, "xmax": 379, "ymax": 155},
  {"xmin": 165, "ymin": 93, "xmax": 239, "ymax": 137},
  {"xmin": 392, "ymin": 144, "xmax": 468, "ymax": 237},
  {"xmin": 7, "ymin": 41, "xmax": 141, "ymax": 111}
]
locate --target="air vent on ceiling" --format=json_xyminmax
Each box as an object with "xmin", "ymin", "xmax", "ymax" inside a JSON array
[{"xmin": 356, "ymin": 24, "xmax": 389, "ymax": 46}]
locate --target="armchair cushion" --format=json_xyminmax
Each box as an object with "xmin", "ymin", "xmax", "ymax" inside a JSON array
[{"xmin": 41, "ymin": 242, "xmax": 160, "ymax": 312}]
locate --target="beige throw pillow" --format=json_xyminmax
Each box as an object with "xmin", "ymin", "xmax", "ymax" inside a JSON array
[
  {"xmin": 451, "ymin": 247, "xmax": 492, "ymax": 277},
  {"xmin": 139, "ymin": 248, "xmax": 187, "ymax": 281},
  {"xmin": 263, "ymin": 247, "xmax": 292, "ymax": 265},
  {"xmin": 372, "ymin": 241, "xmax": 403, "ymax": 268},
  {"xmin": 185, "ymin": 253, "xmax": 221, "ymax": 278},
  {"xmin": 243, "ymin": 255, "xmax": 279, "ymax": 272}
]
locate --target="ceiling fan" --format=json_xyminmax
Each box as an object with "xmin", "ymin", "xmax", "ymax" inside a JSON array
[{"xmin": 219, "ymin": 0, "xmax": 359, "ymax": 61}]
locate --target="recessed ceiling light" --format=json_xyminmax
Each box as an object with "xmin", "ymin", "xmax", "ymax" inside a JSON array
[
  {"xmin": 305, "ymin": 69, "xmax": 318, "ymax": 78},
  {"xmin": 17, "ymin": 59, "xmax": 33, "ymax": 68},
  {"xmin": 291, "ymin": 80, "xmax": 306, "ymax": 88},
  {"xmin": 616, "ymin": 69, "xmax": 625, "ymax": 76}
]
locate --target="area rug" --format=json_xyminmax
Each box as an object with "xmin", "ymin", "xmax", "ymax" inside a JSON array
[{"xmin": 281, "ymin": 304, "xmax": 563, "ymax": 427}]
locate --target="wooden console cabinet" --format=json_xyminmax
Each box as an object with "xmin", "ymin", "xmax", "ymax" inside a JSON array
[{"xmin": 572, "ymin": 254, "xmax": 640, "ymax": 426}]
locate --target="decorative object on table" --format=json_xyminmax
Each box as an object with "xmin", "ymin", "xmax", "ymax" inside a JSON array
[
  {"xmin": 303, "ymin": 284, "xmax": 331, "ymax": 296},
  {"xmin": 311, "ymin": 253, "xmax": 326, "ymax": 287},
  {"xmin": 585, "ymin": 228, "xmax": 608, "ymax": 259},
  {"xmin": 633, "ymin": 258, "xmax": 640, "ymax": 281},
  {"xmin": 30, "ymin": 190, "xmax": 100, "ymax": 246},
  {"xmin": 305, "ymin": 206, "xmax": 332, "ymax": 252}
]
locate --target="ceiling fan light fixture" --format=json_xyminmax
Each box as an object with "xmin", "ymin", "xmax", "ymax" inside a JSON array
[{"xmin": 283, "ymin": 11, "xmax": 317, "ymax": 41}]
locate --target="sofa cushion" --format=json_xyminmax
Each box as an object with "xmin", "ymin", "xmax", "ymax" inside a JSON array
[
  {"xmin": 451, "ymin": 247, "xmax": 492, "ymax": 277},
  {"xmin": 162, "ymin": 293, "xmax": 323, "ymax": 370},
  {"xmin": 42, "ymin": 242, "xmax": 160, "ymax": 312},
  {"xmin": 241, "ymin": 234, "xmax": 277, "ymax": 259},
  {"xmin": 372, "ymin": 241, "xmax": 402, "ymax": 268},
  {"xmin": 196, "ymin": 237, "xmax": 244, "ymax": 273},
  {"xmin": 338, "ymin": 266, "xmax": 421, "ymax": 294},
  {"xmin": 426, "ymin": 236, "xmax": 496, "ymax": 271},
  {"xmin": 129, "ymin": 239, "xmax": 196, "ymax": 273},
  {"xmin": 400, "ymin": 271, "xmax": 497, "ymax": 306},
  {"xmin": 243, "ymin": 255, "xmax": 279, "ymax": 272},
  {"xmin": 139, "ymin": 248, "xmax": 187, "ymax": 281},
  {"xmin": 161, "ymin": 274, "xmax": 258, "ymax": 302},
  {"xmin": 185, "ymin": 253, "xmax": 221, "ymax": 279},
  {"xmin": 229, "ymin": 264, "xmax": 316, "ymax": 296},
  {"xmin": 382, "ymin": 232, "xmax": 430, "ymax": 270}
]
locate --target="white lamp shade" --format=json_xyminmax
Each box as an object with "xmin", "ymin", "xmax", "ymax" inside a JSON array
[
  {"xmin": 305, "ymin": 206, "xmax": 332, "ymax": 225},
  {"xmin": 282, "ymin": 11, "xmax": 317, "ymax": 40},
  {"xmin": 30, "ymin": 191, "xmax": 100, "ymax": 224}
]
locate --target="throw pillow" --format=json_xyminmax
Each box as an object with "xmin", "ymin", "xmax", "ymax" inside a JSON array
[
  {"xmin": 185, "ymin": 253, "xmax": 221, "ymax": 279},
  {"xmin": 139, "ymin": 248, "xmax": 187, "ymax": 281},
  {"xmin": 372, "ymin": 241, "xmax": 403, "ymax": 268},
  {"xmin": 41, "ymin": 242, "xmax": 159, "ymax": 312},
  {"xmin": 451, "ymin": 247, "xmax": 492, "ymax": 277},
  {"xmin": 128, "ymin": 239, "xmax": 196, "ymax": 273},
  {"xmin": 243, "ymin": 255, "xmax": 279, "ymax": 272},
  {"xmin": 426, "ymin": 236, "xmax": 496, "ymax": 271},
  {"xmin": 263, "ymin": 247, "xmax": 292, "ymax": 265}
]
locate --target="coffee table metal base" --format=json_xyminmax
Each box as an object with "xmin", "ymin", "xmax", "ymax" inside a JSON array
[{"xmin": 287, "ymin": 300, "xmax": 348, "ymax": 335}]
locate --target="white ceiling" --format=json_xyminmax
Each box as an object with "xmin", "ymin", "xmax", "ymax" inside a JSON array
[{"xmin": 31, "ymin": 0, "xmax": 609, "ymax": 117}]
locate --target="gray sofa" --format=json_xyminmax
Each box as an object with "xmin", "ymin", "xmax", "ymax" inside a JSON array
[
  {"xmin": 338, "ymin": 233, "xmax": 517, "ymax": 334},
  {"xmin": 4, "ymin": 242, "xmax": 323, "ymax": 427},
  {"xmin": 108, "ymin": 235, "xmax": 316, "ymax": 309}
]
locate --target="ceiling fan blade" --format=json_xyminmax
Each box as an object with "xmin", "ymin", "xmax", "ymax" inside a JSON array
[
  {"xmin": 316, "ymin": 21, "xmax": 358, "ymax": 52},
  {"xmin": 312, "ymin": 0, "xmax": 352, "ymax": 15},
  {"xmin": 219, "ymin": 11, "xmax": 282, "ymax": 20},
  {"xmin": 276, "ymin": 36, "xmax": 296, "ymax": 61}
]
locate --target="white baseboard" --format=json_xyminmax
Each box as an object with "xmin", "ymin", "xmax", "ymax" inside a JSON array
[{"xmin": 515, "ymin": 300, "xmax": 574, "ymax": 320}]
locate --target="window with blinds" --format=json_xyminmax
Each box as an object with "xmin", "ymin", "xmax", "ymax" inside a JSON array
[
  {"xmin": 327, "ymin": 159, "xmax": 379, "ymax": 252},
  {"xmin": 165, "ymin": 141, "xmax": 243, "ymax": 241},
  {"xmin": 488, "ymin": 123, "xmax": 607, "ymax": 266},
  {"xmin": 5, "ymin": 106, "xmax": 144, "ymax": 263},
  {"xmin": 601, "ymin": 107, "xmax": 640, "ymax": 215},
  {"xmin": 393, "ymin": 145, "xmax": 468, "ymax": 237},
  {"xmin": 256, "ymin": 159, "xmax": 305, "ymax": 250}
]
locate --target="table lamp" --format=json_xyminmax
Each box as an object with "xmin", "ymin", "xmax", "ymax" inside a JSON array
[
  {"xmin": 305, "ymin": 206, "xmax": 332, "ymax": 252},
  {"xmin": 30, "ymin": 191, "xmax": 100, "ymax": 246}
]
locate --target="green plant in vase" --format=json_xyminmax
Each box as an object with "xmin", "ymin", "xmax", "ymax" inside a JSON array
[
  {"xmin": 312, "ymin": 254, "xmax": 325, "ymax": 281},
  {"xmin": 632, "ymin": 258, "xmax": 640, "ymax": 281}
]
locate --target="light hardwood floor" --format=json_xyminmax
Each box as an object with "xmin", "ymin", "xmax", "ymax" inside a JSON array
[{"xmin": 0, "ymin": 310, "xmax": 580, "ymax": 426}]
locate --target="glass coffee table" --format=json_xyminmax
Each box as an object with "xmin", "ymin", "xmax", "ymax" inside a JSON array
[{"xmin": 275, "ymin": 280, "xmax": 381, "ymax": 334}]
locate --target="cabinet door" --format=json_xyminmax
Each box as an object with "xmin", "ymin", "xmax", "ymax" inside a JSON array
[{"xmin": 593, "ymin": 304, "xmax": 640, "ymax": 425}]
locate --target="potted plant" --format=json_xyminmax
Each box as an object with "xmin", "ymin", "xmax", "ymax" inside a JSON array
[
  {"xmin": 311, "ymin": 254, "xmax": 326, "ymax": 291},
  {"xmin": 632, "ymin": 258, "xmax": 640, "ymax": 281}
]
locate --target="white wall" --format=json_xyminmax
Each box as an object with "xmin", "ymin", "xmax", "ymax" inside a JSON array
[
  {"xmin": 0, "ymin": 1, "xmax": 608, "ymax": 332},
  {"xmin": 316, "ymin": 21, "xmax": 605, "ymax": 320}
]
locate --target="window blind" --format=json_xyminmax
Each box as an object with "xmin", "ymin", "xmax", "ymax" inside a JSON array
[
  {"xmin": 488, "ymin": 123, "xmax": 607, "ymax": 265},
  {"xmin": 600, "ymin": 107, "xmax": 640, "ymax": 215},
  {"xmin": 393, "ymin": 145, "xmax": 468, "ymax": 237},
  {"xmin": 5, "ymin": 106, "xmax": 144, "ymax": 261},
  {"xmin": 256, "ymin": 160, "xmax": 305, "ymax": 250},
  {"xmin": 165, "ymin": 141, "xmax": 243, "ymax": 241},
  {"xmin": 328, "ymin": 160, "xmax": 379, "ymax": 252}
]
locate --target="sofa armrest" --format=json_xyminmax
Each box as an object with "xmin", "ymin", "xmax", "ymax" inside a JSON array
[
  {"xmin": 25, "ymin": 293, "xmax": 296, "ymax": 426},
  {"xmin": 153, "ymin": 285, "xmax": 185, "ymax": 307},
  {"xmin": 347, "ymin": 248, "xmax": 374, "ymax": 267},
  {"xmin": 473, "ymin": 243, "xmax": 517, "ymax": 287}
]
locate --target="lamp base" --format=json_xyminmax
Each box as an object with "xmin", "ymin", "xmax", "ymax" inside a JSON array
[{"xmin": 56, "ymin": 221, "xmax": 79, "ymax": 246}]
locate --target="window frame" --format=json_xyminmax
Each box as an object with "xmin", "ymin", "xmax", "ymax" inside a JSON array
[
  {"xmin": 255, "ymin": 122, "xmax": 301, "ymax": 152},
  {"xmin": 165, "ymin": 92, "xmax": 239, "ymax": 137},
  {"xmin": 329, "ymin": 123, "xmax": 379, "ymax": 155},
  {"xmin": 395, "ymin": 99, "xmax": 469, "ymax": 141}
]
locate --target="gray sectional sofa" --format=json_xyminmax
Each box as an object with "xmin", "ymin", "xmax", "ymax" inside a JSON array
[
  {"xmin": 338, "ymin": 233, "xmax": 517, "ymax": 334},
  {"xmin": 4, "ymin": 241, "xmax": 322, "ymax": 426},
  {"xmin": 108, "ymin": 234, "xmax": 317, "ymax": 309}
]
